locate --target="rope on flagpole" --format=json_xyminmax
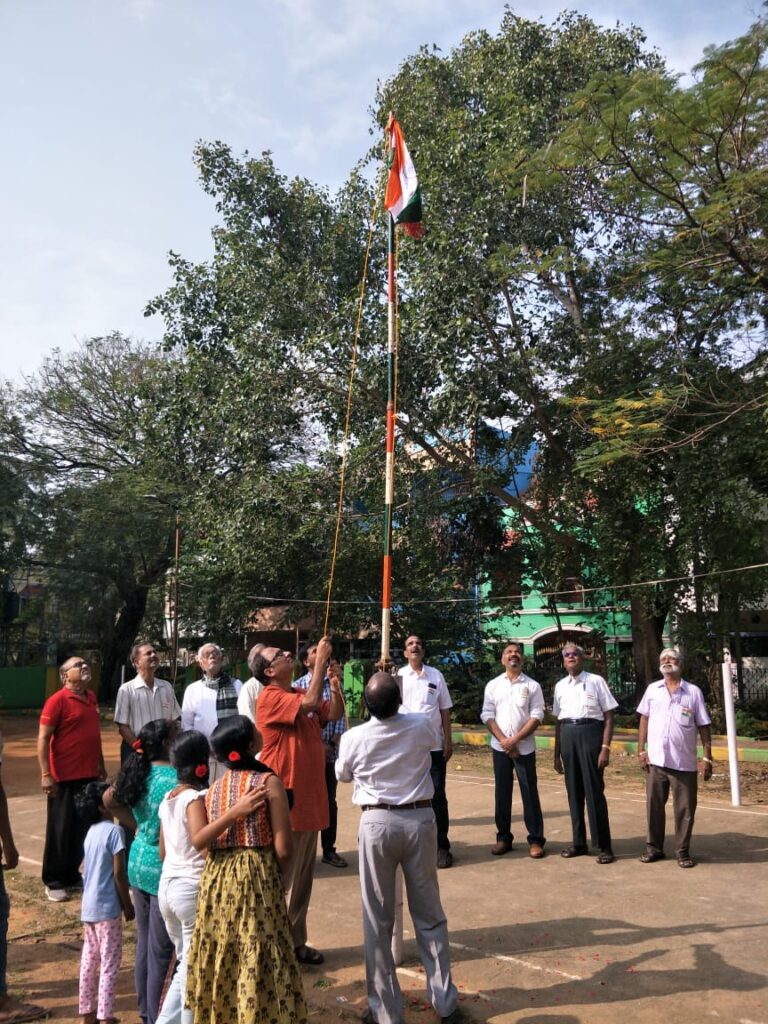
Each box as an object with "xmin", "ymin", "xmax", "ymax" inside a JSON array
[{"xmin": 322, "ymin": 170, "xmax": 386, "ymax": 636}]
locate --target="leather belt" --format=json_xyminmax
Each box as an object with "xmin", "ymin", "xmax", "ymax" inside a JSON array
[
  {"xmin": 361, "ymin": 800, "xmax": 433, "ymax": 811},
  {"xmin": 560, "ymin": 717, "xmax": 602, "ymax": 725}
]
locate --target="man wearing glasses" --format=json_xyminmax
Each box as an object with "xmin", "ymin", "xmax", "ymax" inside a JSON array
[
  {"xmin": 252, "ymin": 637, "xmax": 344, "ymax": 965},
  {"xmin": 37, "ymin": 656, "xmax": 106, "ymax": 902},
  {"xmin": 553, "ymin": 643, "xmax": 617, "ymax": 864},
  {"xmin": 181, "ymin": 643, "xmax": 243, "ymax": 781}
]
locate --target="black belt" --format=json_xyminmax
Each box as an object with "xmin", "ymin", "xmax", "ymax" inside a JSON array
[
  {"xmin": 361, "ymin": 800, "xmax": 433, "ymax": 811},
  {"xmin": 560, "ymin": 717, "xmax": 602, "ymax": 725}
]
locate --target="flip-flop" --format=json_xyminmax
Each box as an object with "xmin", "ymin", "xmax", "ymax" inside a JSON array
[{"xmin": 295, "ymin": 945, "xmax": 324, "ymax": 965}]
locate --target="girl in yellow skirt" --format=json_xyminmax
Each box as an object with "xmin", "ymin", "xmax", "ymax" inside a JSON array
[{"xmin": 186, "ymin": 715, "xmax": 306, "ymax": 1024}]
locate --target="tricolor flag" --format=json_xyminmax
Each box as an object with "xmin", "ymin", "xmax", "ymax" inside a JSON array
[{"xmin": 385, "ymin": 114, "xmax": 424, "ymax": 238}]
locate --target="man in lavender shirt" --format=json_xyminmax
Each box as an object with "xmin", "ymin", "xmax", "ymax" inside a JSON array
[{"xmin": 637, "ymin": 648, "xmax": 713, "ymax": 868}]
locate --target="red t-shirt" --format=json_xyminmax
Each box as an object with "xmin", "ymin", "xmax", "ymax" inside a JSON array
[
  {"xmin": 256, "ymin": 686, "xmax": 329, "ymax": 832},
  {"xmin": 39, "ymin": 688, "xmax": 102, "ymax": 782}
]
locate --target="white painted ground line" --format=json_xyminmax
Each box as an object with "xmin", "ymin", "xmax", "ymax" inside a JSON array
[{"xmin": 449, "ymin": 940, "xmax": 582, "ymax": 981}]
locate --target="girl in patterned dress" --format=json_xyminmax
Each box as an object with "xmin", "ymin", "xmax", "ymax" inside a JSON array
[
  {"xmin": 105, "ymin": 719, "xmax": 177, "ymax": 1024},
  {"xmin": 75, "ymin": 782, "xmax": 134, "ymax": 1024},
  {"xmin": 185, "ymin": 714, "xmax": 307, "ymax": 1024}
]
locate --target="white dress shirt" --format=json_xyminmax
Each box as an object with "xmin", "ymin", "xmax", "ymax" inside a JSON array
[
  {"xmin": 114, "ymin": 676, "xmax": 181, "ymax": 735},
  {"xmin": 336, "ymin": 711, "xmax": 435, "ymax": 806},
  {"xmin": 397, "ymin": 663, "xmax": 452, "ymax": 751},
  {"xmin": 552, "ymin": 671, "xmax": 618, "ymax": 721},
  {"xmin": 480, "ymin": 672, "xmax": 545, "ymax": 754},
  {"xmin": 181, "ymin": 677, "xmax": 243, "ymax": 738},
  {"xmin": 236, "ymin": 677, "xmax": 264, "ymax": 724}
]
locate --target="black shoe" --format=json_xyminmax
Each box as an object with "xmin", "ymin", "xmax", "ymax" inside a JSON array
[
  {"xmin": 437, "ymin": 848, "xmax": 453, "ymax": 869},
  {"xmin": 560, "ymin": 845, "xmax": 588, "ymax": 858}
]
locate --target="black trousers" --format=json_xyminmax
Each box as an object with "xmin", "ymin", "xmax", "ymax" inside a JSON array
[
  {"xmin": 560, "ymin": 721, "xmax": 612, "ymax": 851},
  {"xmin": 42, "ymin": 777, "xmax": 95, "ymax": 888},
  {"xmin": 430, "ymin": 751, "xmax": 451, "ymax": 851},
  {"xmin": 492, "ymin": 749, "xmax": 545, "ymax": 847},
  {"xmin": 321, "ymin": 760, "xmax": 339, "ymax": 855}
]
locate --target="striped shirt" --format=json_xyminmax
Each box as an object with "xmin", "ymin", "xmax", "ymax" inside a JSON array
[{"xmin": 206, "ymin": 769, "xmax": 273, "ymax": 850}]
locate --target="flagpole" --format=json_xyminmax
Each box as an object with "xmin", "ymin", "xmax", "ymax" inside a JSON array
[{"xmin": 381, "ymin": 210, "xmax": 396, "ymax": 665}]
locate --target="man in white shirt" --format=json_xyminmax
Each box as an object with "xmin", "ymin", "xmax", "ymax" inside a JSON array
[
  {"xmin": 481, "ymin": 643, "xmax": 546, "ymax": 858},
  {"xmin": 236, "ymin": 643, "xmax": 265, "ymax": 724},
  {"xmin": 553, "ymin": 643, "xmax": 617, "ymax": 863},
  {"xmin": 397, "ymin": 635, "xmax": 454, "ymax": 868},
  {"xmin": 181, "ymin": 643, "xmax": 243, "ymax": 781},
  {"xmin": 336, "ymin": 673, "xmax": 465, "ymax": 1024},
  {"xmin": 114, "ymin": 642, "xmax": 181, "ymax": 763}
]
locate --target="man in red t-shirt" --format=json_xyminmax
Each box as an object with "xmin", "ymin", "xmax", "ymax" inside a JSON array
[
  {"xmin": 254, "ymin": 635, "xmax": 344, "ymax": 965},
  {"xmin": 37, "ymin": 656, "xmax": 105, "ymax": 902}
]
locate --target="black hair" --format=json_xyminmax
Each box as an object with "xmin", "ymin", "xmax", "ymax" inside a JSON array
[
  {"xmin": 75, "ymin": 781, "xmax": 110, "ymax": 827},
  {"xmin": 210, "ymin": 715, "xmax": 266, "ymax": 771},
  {"xmin": 364, "ymin": 675, "xmax": 401, "ymax": 719},
  {"xmin": 170, "ymin": 729, "xmax": 210, "ymax": 787},
  {"xmin": 112, "ymin": 719, "xmax": 173, "ymax": 807},
  {"xmin": 298, "ymin": 640, "xmax": 316, "ymax": 667}
]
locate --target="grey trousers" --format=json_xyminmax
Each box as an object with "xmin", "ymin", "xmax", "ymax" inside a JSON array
[
  {"xmin": 285, "ymin": 829, "xmax": 319, "ymax": 948},
  {"xmin": 646, "ymin": 764, "xmax": 698, "ymax": 857},
  {"xmin": 358, "ymin": 807, "xmax": 458, "ymax": 1024}
]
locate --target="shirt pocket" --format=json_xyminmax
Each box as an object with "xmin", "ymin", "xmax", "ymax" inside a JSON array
[{"xmin": 675, "ymin": 705, "xmax": 694, "ymax": 727}]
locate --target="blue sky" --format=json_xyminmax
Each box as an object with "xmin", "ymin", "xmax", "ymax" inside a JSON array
[{"xmin": 0, "ymin": 0, "xmax": 760, "ymax": 381}]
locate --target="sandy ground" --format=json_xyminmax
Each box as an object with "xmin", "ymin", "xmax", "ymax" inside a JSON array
[{"xmin": 1, "ymin": 713, "xmax": 767, "ymax": 1024}]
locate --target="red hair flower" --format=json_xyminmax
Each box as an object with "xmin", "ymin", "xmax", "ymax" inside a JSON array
[
  {"xmin": 132, "ymin": 739, "xmax": 144, "ymax": 754},
  {"xmin": 227, "ymin": 750, "xmax": 241, "ymax": 763},
  {"xmin": 194, "ymin": 764, "xmax": 208, "ymax": 779}
]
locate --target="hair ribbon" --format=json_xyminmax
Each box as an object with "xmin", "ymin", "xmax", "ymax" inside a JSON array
[{"xmin": 194, "ymin": 764, "xmax": 208, "ymax": 778}]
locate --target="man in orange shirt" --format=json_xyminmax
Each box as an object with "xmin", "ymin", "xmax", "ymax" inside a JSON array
[{"xmin": 253, "ymin": 636, "xmax": 344, "ymax": 965}]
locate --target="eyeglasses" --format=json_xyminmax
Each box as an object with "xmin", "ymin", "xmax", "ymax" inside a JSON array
[
  {"xmin": 67, "ymin": 661, "xmax": 89, "ymax": 671},
  {"xmin": 265, "ymin": 650, "xmax": 291, "ymax": 668},
  {"xmin": 563, "ymin": 651, "xmax": 581, "ymax": 659}
]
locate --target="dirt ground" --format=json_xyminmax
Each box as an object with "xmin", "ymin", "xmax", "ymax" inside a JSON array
[{"xmin": 2, "ymin": 713, "xmax": 767, "ymax": 1024}]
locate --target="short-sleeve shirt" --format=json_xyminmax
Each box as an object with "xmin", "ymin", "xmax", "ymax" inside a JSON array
[
  {"xmin": 127, "ymin": 764, "xmax": 177, "ymax": 895},
  {"xmin": 236, "ymin": 678, "xmax": 264, "ymax": 725},
  {"xmin": 336, "ymin": 712, "xmax": 435, "ymax": 806},
  {"xmin": 397, "ymin": 664, "xmax": 452, "ymax": 751},
  {"xmin": 480, "ymin": 672, "xmax": 545, "ymax": 754},
  {"xmin": 552, "ymin": 672, "xmax": 618, "ymax": 722},
  {"xmin": 637, "ymin": 679, "xmax": 711, "ymax": 772},
  {"xmin": 114, "ymin": 677, "xmax": 180, "ymax": 735},
  {"xmin": 256, "ymin": 685, "xmax": 330, "ymax": 832},
  {"xmin": 81, "ymin": 820, "xmax": 125, "ymax": 922},
  {"xmin": 40, "ymin": 688, "xmax": 102, "ymax": 781}
]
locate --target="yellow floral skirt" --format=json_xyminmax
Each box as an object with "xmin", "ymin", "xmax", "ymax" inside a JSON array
[{"xmin": 186, "ymin": 847, "xmax": 307, "ymax": 1024}]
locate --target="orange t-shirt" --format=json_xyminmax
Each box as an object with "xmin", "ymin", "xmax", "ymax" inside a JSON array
[{"xmin": 256, "ymin": 686, "xmax": 329, "ymax": 832}]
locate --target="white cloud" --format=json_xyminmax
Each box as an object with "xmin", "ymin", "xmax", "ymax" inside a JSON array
[{"xmin": 127, "ymin": 0, "xmax": 159, "ymax": 24}]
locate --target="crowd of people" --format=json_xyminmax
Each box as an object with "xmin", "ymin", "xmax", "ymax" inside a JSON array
[{"xmin": 0, "ymin": 634, "xmax": 714, "ymax": 1024}]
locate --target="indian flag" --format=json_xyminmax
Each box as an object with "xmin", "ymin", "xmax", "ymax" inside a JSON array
[{"xmin": 385, "ymin": 114, "xmax": 424, "ymax": 238}]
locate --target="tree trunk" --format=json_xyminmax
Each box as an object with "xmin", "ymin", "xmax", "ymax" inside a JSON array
[
  {"xmin": 630, "ymin": 593, "xmax": 666, "ymax": 702},
  {"xmin": 100, "ymin": 586, "xmax": 151, "ymax": 701}
]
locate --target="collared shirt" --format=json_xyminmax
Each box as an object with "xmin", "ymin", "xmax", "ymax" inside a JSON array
[
  {"xmin": 336, "ymin": 711, "xmax": 435, "ymax": 807},
  {"xmin": 397, "ymin": 663, "xmax": 452, "ymax": 751},
  {"xmin": 114, "ymin": 676, "xmax": 181, "ymax": 736},
  {"xmin": 481, "ymin": 672, "xmax": 545, "ymax": 754},
  {"xmin": 236, "ymin": 677, "xmax": 265, "ymax": 725},
  {"xmin": 294, "ymin": 671, "xmax": 346, "ymax": 761},
  {"xmin": 637, "ymin": 679, "xmax": 711, "ymax": 772},
  {"xmin": 552, "ymin": 671, "xmax": 618, "ymax": 721},
  {"xmin": 181, "ymin": 677, "xmax": 243, "ymax": 739},
  {"xmin": 256, "ymin": 685, "xmax": 331, "ymax": 832},
  {"xmin": 40, "ymin": 687, "xmax": 102, "ymax": 781}
]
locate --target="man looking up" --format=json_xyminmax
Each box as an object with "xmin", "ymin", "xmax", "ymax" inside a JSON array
[
  {"xmin": 294, "ymin": 641, "xmax": 348, "ymax": 869},
  {"xmin": 181, "ymin": 643, "xmax": 243, "ymax": 781},
  {"xmin": 637, "ymin": 648, "xmax": 713, "ymax": 868},
  {"xmin": 481, "ymin": 643, "xmax": 546, "ymax": 858},
  {"xmin": 37, "ymin": 656, "xmax": 106, "ymax": 902},
  {"xmin": 114, "ymin": 642, "xmax": 181, "ymax": 764},
  {"xmin": 397, "ymin": 635, "xmax": 454, "ymax": 868},
  {"xmin": 553, "ymin": 643, "xmax": 617, "ymax": 864},
  {"xmin": 336, "ymin": 672, "xmax": 465, "ymax": 1024},
  {"xmin": 253, "ymin": 635, "xmax": 344, "ymax": 965}
]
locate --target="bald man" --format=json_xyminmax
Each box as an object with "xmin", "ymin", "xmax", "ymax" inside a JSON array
[{"xmin": 336, "ymin": 673, "xmax": 464, "ymax": 1024}]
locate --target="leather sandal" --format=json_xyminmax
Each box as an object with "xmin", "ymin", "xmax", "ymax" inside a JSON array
[
  {"xmin": 596, "ymin": 849, "xmax": 615, "ymax": 864},
  {"xmin": 639, "ymin": 851, "xmax": 665, "ymax": 863},
  {"xmin": 295, "ymin": 944, "xmax": 324, "ymax": 965},
  {"xmin": 560, "ymin": 845, "xmax": 588, "ymax": 858},
  {"xmin": 677, "ymin": 855, "xmax": 695, "ymax": 868}
]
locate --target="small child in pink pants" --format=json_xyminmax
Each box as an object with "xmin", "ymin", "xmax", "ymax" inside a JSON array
[{"xmin": 75, "ymin": 782, "xmax": 134, "ymax": 1024}]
